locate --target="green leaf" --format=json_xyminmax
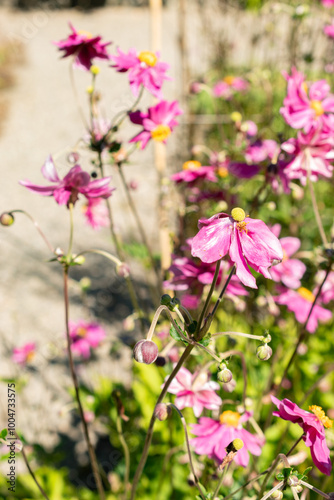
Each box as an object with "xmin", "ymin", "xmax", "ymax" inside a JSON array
[
  {"xmin": 0, "ymin": 428, "xmax": 7, "ymax": 440},
  {"xmin": 276, "ymin": 467, "xmax": 292, "ymax": 481},
  {"xmin": 198, "ymin": 333, "xmax": 212, "ymax": 347},
  {"xmin": 169, "ymin": 324, "xmax": 188, "ymax": 344}
]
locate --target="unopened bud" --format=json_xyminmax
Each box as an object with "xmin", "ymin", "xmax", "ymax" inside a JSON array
[
  {"xmin": 231, "ymin": 438, "xmax": 244, "ymax": 451},
  {"xmin": 170, "ymin": 297, "xmax": 181, "ymax": 310},
  {"xmin": 154, "ymin": 403, "xmax": 172, "ymax": 421},
  {"xmin": 271, "ymin": 491, "xmax": 283, "ymax": 499},
  {"xmin": 117, "ymin": 262, "xmax": 130, "ymax": 278},
  {"xmin": 155, "ymin": 356, "xmax": 166, "ymax": 367},
  {"xmin": 287, "ymin": 475, "xmax": 299, "ymax": 487},
  {"xmin": 161, "ymin": 294, "xmax": 172, "ymax": 306},
  {"xmin": 257, "ymin": 344, "xmax": 272, "ymax": 361},
  {"xmin": 72, "ymin": 255, "xmax": 85, "ymax": 265},
  {"xmin": 133, "ymin": 339, "xmax": 159, "ymax": 364},
  {"xmin": 295, "ymin": 485, "xmax": 303, "ymax": 493},
  {"xmin": 0, "ymin": 212, "xmax": 14, "ymax": 226},
  {"xmin": 67, "ymin": 152, "xmax": 80, "ymax": 163},
  {"xmin": 217, "ymin": 367, "xmax": 233, "ymax": 383},
  {"xmin": 222, "ymin": 378, "xmax": 236, "ymax": 392}
]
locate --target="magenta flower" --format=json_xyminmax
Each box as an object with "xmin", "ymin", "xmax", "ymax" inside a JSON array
[
  {"xmin": 281, "ymin": 125, "xmax": 334, "ymax": 185},
  {"xmin": 110, "ymin": 47, "xmax": 170, "ymax": 98},
  {"xmin": 324, "ymin": 22, "xmax": 334, "ymax": 39},
  {"xmin": 82, "ymin": 198, "xmax": 109, "ymax": 230},
  {"xmin": 274, "ymin": 287, "xmax": 332, "ymax": 333},
  {"xmin": 269, "ymin": 224, "xmax": 306, "ymax": 289},
  {"xmin": 171, "ymin": 161, "xmax": 217, "ymax": 185},
  {"xmin": 129, "ymin": 100, "xmax": 183, "ymax": 149},
  {"xmin": 12, "ymin": 343, "xmax": 36, "ymax": 365},
  {"xmin": 315, "ymin": 270, "xmax": 334, "ymax": 304},
  {"xmin": 69, "ymin": 320, "xmax": 106, "ymax": 359},
  {"xmin": 280, "ymin": 68, "xmax": 334, "ymax": 131},
  {"xmin": 191, "ymin": 411, "xmax": 264, "ymax": 467},
  {"xmin": 165, "ymin": 367, "xmax": 222, "ymax": 417},
  {"xmin": 191, "ymin": 208, "xmax": 283, "ymax": 289},
  {"xmin": 213, "ymin": 76, "xmax": 249, "ymax": 100},
  {"xmin": 245, "ymin": 139, "xmax": 279, "ymax": 164},
  {"xmin": 227, "ymin": 162, "xmax": 260, "ymax": 179},
  {"xmin": 54, "ymin": 23, "xmax": 111, "ymax": 71},
  {"xmin": 322, "ymin": 0, "xmax": 334, "ymax": 7},
  {"xmin": 271, "ymin": 396, "xmax": 332, "ymax": 475},
  {"xmin": 20, "ymin": 156, "xmax": 114, "ymax": 206}
]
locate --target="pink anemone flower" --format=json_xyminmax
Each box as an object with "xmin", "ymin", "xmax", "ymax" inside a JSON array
[
  {"xmin": 324, "ymin": 22, "xmax": 334, "ymax": 39},
  {"xmin": 171, "ymin": 161, "xmax": 217, "ymax": 185},
  {"xmin": 20, "ymin": 156, "xmax": 114, "ymax": 206},
  {"xmin": 322, "ymin": 0, "xmax": 334, "ymax": 7},
  {"xmin": 191, "ymin": 207, "xmax": 283, "ymax": 289},
  {"xmin": 280, "ymin": 68, "xmax": 334, "ymax": 131},
  {"xmin": 165, "ymin": 367, "xmax": 222, "ymax": 417},
  {"xmin": 271, "ymin": 396, "xmax": 332, "ymax": 475},
  {"xmin": 269, "ymin": 224, "xmax": 306, "ymax": 288},
  {"xmin": 315, "ymin": 270, "xmax": 334, "ymax": 304},
  {"xmin": 12, "ymin": 343, "xmax": 36, "ymax": 365},
  {"xmin": 281, "ymin": 125, "xmax": 334, "ymax": 185},
  {"xmin": 69, "ymin": 320, "xmax": 106, "ymax": 359},
  {"xmin": 54, "ymin": 23, "xmax": 111, "ymax": 71},
  {"xmin": 82, "ymin": 198, "xmax": 109, "ymax": 230},
  {"xmin": 213, "ymin": 76, "xmax": 249, "ymax": 100},
  {"xmin": 274, "ymin": 287, "xmax": 332, "ymax": 333},
  {"xmin": 191, "ymin": 410, "xmax": 264, "ymax": 467},
  {"xmin": 110, "ymin": 47, "xmax": 170, "ymax": 98},
  {"xmin": 129, "ymin": 100, "xmax": 183, "ymax": 149}
]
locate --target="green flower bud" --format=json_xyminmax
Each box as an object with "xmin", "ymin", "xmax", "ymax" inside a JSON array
[
  {"xmin": 257, "ymin": 344, "xmax": 272, "ymax": 361},
  {"xmin": 160, "ymin": 294, "xmax": 172, "ymax": 306},
  {"xmin": 271, "ymin": 491, "xmax": 283, "ymax": 499},
  {"xmin": 217, "ymin": 367, "xmax": 233, "ymax": 383},
  {"xmin": 0, "ymin": 212, "xmax": 14, "ymax": 226}
]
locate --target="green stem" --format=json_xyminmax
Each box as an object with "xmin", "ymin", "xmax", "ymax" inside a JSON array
[
  {"xmin": 18, "ymin": 435, "xmax": 51, "ymax": 500},
  {"xmin": 116, "ymin": 415, "xmax": 130, "ymax": 500},
  {"xmin": 196, "ymin": 260, "xmax": 221, "ymax": 334},
  {"xmin": 212, "ymin": 465, "xmax": 229, "ymax": 499},
  {"xmin": 67, "ymin": 202, "xmax": 74, "ymax": 259},
  {"xmin": 63, "ymin": 268, "xmax": 105, "ymax": 500}
]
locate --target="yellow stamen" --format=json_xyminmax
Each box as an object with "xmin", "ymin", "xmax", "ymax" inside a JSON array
[
  {"xmin": 230, "ymin": 111, "xmax": 242, "ymax": 123},
  {"xmin": 138, "ymin": 51, "xmax": 158, "ymax": 67},
  {"xmin": 77, "ymin": 327, "xmax": 87, "ymax": 337},
  {"xmin": 217, "ymin": 166, "xmax": 229, "ymax": 178},
  {"xmin": 77, "ymin": 30, "xmax": 93, "ymax": 39},
  {"xmin": 182, "ymin": 160, "xmax": 201, "ymax": 171},
  {"xmin": 219, "ymin": 410, "xmax": 241, "ymax": 427},
  {"xmin": 26, "ymin": 351, "xmax": 35, "ymax": 362},
  {"xmin": 310, "ymin": 100, "xmax": 324, "ymax": 117},
  {"xmin": 231, "ymin": 207, "xmax": 246, "ymax": 222},
  {"xmin": 151, "ymin": 124, "xmax": 171, "ymax": 142},
  {"xmin": 282, "ymin": 249, "xmax": 288, "ymax": 262},
  {"xmin": 302, "ymin": 82, "xmax": 308, "ymax": 94},
  {"xmin": 223, "ymin": 75, "xmax": 235, "ymax": 86},
  {"xmin": 297, "ymin": 287, "xmax": 315, "ymax": 302},
  {"xmin": 309, "ymin": 405, "xmax": 333, "ymax": 429}
]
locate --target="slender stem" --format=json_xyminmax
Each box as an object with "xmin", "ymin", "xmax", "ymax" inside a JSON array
[
  {"xmin": 69, "ymin": 62, "xmax": 89, "ymax": 129},
  {"xmin": 212, "ymin": 331, "xmax": 265, "ymax": 341},
  {"xmin": 63, "ymin": 268, "xmax": 105, "ymax": 500},
  {"xmin": 210, "ymin": 265, "xmax": 236, "ymax": 320},
  {"xmin": 18, "ymin": 436, "xmax": 51, "ymax": 500},
  {"xmin": 67, "ymin": 202, "xmax": 74, "ymax": 259},
  {"xmin": 129, "ymin": 343, "xmax": 194, "ymax": 500},
  {"xmin": 300, "ymin": 480, "xmax": 330, "ymax": 499},
  {"xmin": 117, "ymin": 164, "xmax": 161, "ymax": 291},
  {"xmin": 259, "ymin": 481, "xmax": 284, "ymax": 500},
  {"xmin": 212, "ymin": 465, "xmax": 229, "ymax": 499},
  {"xmin": 306, "ymin": 149, "xmax": 328, "ymax": 247},
  {"xmin": 76, "ymin": 249, "xmax": 123, "ymax": 268},
  {"xmin": 168, "ymin": 404, "xmax": 206, "ymax": 500},
  {"xmin": 116, "ymin": 416, "xmax": 130, "ymax": 500},
  {"xmin": 9, "ymin": 210, "xmax": 54, "ymax": 253},
  {"xmin": 196, "ymin": 260, "xmax": 221, "ymax": 334}
]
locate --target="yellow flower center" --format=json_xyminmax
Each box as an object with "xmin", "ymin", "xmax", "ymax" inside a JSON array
[
  {"xmin": 309, "ymin": 405, "xmax": 333, "ymax": 429},
  {"xmin": 297, "ymin": 287, "xmax": 315, "ymax": 302},
  {"xmin": 151, "ymin": 124, "xmax": 171, "ymax": 142},
  {"xmin": 282, "ymin": 249, "xmax": 288, "ymax": 262},
  {"xmin": 26, "ymin": 351, "xmax": 35, "ymax": 362},
  {"xmin": 310, "ymin": 100, "xmax": 324, "ymax": 117},
  {"xmin": 77, "ymin": 30, "xmax": 93, "ymax": 39},
  {"xmin": 182, "ymin": 160, "xmax": 201, "ymax": 171},
  {"xmin": 219, "ymin": 410, "xmax": 241, "ymax": 427},
  {"xmin": 231, "ymin": 207, "xmax": 246, "ymax": 222},
  {"xmin": 77, "ymin": 327, "xmax": 87, "ymax": 337},
  {"xmin": 230, "ymin": 111, "xmax": 242, "ymax": 123},
  {"xmin": 223, "ymin": 75, "xmax": 235, "ymax": 86},
  {"xmin": 138, "ymin": 51, "xmax": 158, "ymax": 67},
  {"xmin": 302, "ymin": 82, "xmax": 308, "ymax": 94},
  {"xmin": 217, "ymin": 166, "xmax": 229, "ymax": 178}
]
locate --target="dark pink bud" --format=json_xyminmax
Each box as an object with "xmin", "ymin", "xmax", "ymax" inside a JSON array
[
  {"xmin": 68, "ymin": 152, "xmax": 80, "ymax": 163},
  {"xmin": 128, "ymin": 180, "xmax": 138, "ymax": 190},
  {"xmin": 154, "ymin": 403, "xmax": 172, "ymax": 421},
  {"xmin": 117, "ymin": 262, "xmax": 130, "ymax": 278},
  {"xmin": 133, "ymin": 339, "xmax": 159, "ymax": 364}
]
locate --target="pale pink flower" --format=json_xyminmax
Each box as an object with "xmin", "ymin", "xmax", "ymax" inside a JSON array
[
  {"xmin": 191, "ymin": 411, "xmax": 264, "ymax": 467},
  {"xmin": 245, "ymin": 139, "xmax": 279, "ymax": 163},
  {"xmin": 171, "ymin": 161, "xmax": 217, "ymax": 185},
  {"xmin": 165, "ymin": 367, "xmax": 222, "ymax": 417},
  {"xmin": 213, "ymin": 76, "xmax": 249, "ymax": 100},
  {"xmin": 20, "ymin": 156, "xmax": 114, "ymax": 206},
  {"xmin": 12, "ymin": 343, "xmax": 36, "ymax": 365},
  {"xmin": 82, "ymin": 198, "xmax": 109, "ymax": 230},
  {"xmin": 274, "ymin": 287, "xmax": 332, "ymax": 333},
  {"xmin": 281, "ymin": 124, "xmax": 334, "ymax": 185},
  {"xmin": 280, "ymin": 68, "xmax": 334, "ymax": 131},
  {"xmin": 271, "ymin": 396, "xmax": 332, "ymax": 475},
  {"xmin": 69, "ymin": 320, "xmax": 106, "ymax": 359},
  {"xmin": 54, "ymin": 23, "xmax": 111, "ymax": 71},
  {"xmin": 315, "ymin": 270, "xmax": 334, "ymax": 304},
  {"xmin": 269, "ymin": 224, "xmax": 306, "ymax": 288},
  {"xmin": 324, "ymin": 21, "xmax": 334, "ymax": 38},
  {"xmin": 191, "ymin": 208, "xmax": 283, "ymax": 289},
  {"xmin": 129, "ymin": 100, "xmax": 183, "ymax": 150},
  {"xmin": 110, "ymin": 47, "xmax": 170, "ymax": 98},
  {"xmin": 322, "ymin": 0, "xmax": 334, "ymax": 7}
]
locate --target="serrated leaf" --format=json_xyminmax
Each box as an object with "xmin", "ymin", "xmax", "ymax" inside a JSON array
[{"xmin": 169, "ymin": 324, "xmax": 188, "ymax": 344}]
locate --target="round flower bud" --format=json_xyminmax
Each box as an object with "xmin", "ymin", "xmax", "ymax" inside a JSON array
[
  {"xmin": 270, "ymin": 491, "xmax": 283, "ymax": 499},
  {"xmin": 67, "ymin": 152, "xmax": 80, "ymax": 163},
  {"xmin": 262, "ymin": 333, "xmax": 272, "ymax": 343},
  {"xmin": 80, "ymin": 277, "xmax": 91, "ymax": 292},
  {"xmin": 133, "ymin": 339, "xmax": 159, "ymax": 364},
  {"xmin": 0, "ymin": 212, "xmax": 14, "ymax": 226},
  {"xmin": 154, "ymin": 403, "xmax": 172, "ymax": 421},
  {"xmin": 117, "ymin": 262, "xmax": 130, "ymax": 278},
  {"xmin": 217, "ymin": 367, "xmax": 233, "ymax": 383},
  {"xmin": 295, "ymin": 485, "xmax": 303, "ymax": 493},
  {"xmin": 232, "ymin": 438, "xmax": 244, "ymax": 451},
  {"xmin": 219, "ymin": 361, "xmax": 228, "ymax": 371},
  {"xmin": 160, "ymin": 294, "xmax": 172, "ymax": 307},
  {"xmin": 230, "ymin": 111, "xmax": 242, "ymax": 123},
  {"xmin": 222, "ymin": 378, "xmax": 236, "ymax": 393},
  {"xmin": 257, "ymin": 344, "xmax": 272, "ymax": 361},
  {"xmin": 287, "ymin": 475, "xmax": 299, "ymax": 487}
]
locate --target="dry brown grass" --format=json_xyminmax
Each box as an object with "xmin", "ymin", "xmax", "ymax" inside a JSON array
[{"xmin": 0, "ymin": 39, "xmax": 24, "ymax": 132}]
